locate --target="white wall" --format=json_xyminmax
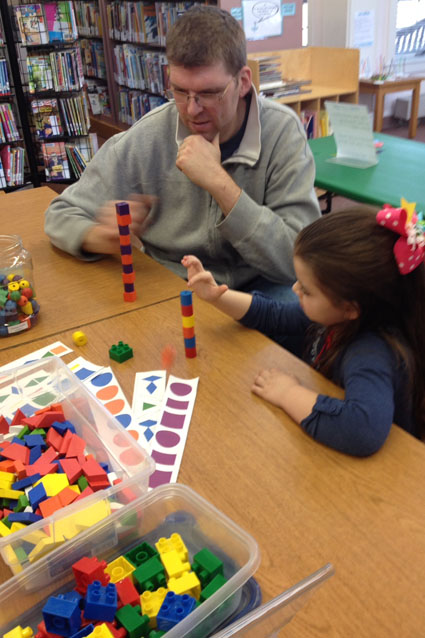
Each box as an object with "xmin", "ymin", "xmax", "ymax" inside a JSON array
[{"xmin": 308, "ymin": 0, "xmax": 425, "ymax": 118}]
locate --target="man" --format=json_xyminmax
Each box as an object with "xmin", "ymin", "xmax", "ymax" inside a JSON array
[{"xmin": 44, "ymin": 6, "xmax": 320, "ymax": 299}]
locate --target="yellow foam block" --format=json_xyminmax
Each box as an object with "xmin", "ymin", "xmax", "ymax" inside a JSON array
[
  {"xmin": 28, "ymin": 535, "xmax": 66, "ymax": 562},
  {"xmin": 0, "ymin": 487, "xmax": 24, "ymax": 499},
  {"xmin": 35, "ymin": 473, "xmax": 69, "ymax": 496},
  {"xmin": 182, "ymin": 315, "xmax": 195, "ymax": 328},
  {"xmin": 155, "ymin": 533, "xmax": 189, "ymax": 562},
  {"xmin": 106, "ymin": 556, "xmax": 136, "ymax": 583},
  {"xmin": 18, "ymin": 527, "xmax": 50, "ymax": 545},
  {"xmin": 69, "ymin": 485, "xmax": 81, "ymax": 495},
  {"xmin": 160, "ymin": 550, "xmax": 191, "ymax": 579},
  {"xmin": 140, "ymin": 588, "xmax": 168, "ymax": 628},
  {"xmin": 0, "ymin": 470, "xmax": 15, "ymax": 482},
  {"xmin": 10, "ymin": 522, "xmax": 27, "ymax": 534},
  {"xmin": 0, "ymin": 520, "xmax": 12, "ymax": 537},
  {"xmin": 168, "ymin": 571, "xmax": 201, "ymax": 600}
]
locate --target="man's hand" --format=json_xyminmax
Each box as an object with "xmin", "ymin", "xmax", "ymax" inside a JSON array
[
  {"xmin": 182, "ymin": 255, "xmax": 228, "ymax": 302},
  {"xmin": 176, "ymin": 133, "xmax": 223, "ymax": 190},
  {"xmin": 82, "ymin": 194, "xmax": 156, "ymax": 254}
]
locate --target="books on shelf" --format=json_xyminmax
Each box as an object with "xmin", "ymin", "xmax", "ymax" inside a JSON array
[
  {"xmin": 0, "ymin": 156, "xmax": 6, "ymax": 188},
  {"xmin": 86, "ymin": 79, "xmax": 111, "ymax": 116},
  {"xmin": 107, "ymin": 1, "xmax": 159, "ymax": 44},
  {"xmin": 74, "ymin": 1, "xmax": 103, "ymax": 37},
  {"xmin": 65, "ymin": 133, "xmax": 98, "ymax": 178},
  {"xmin": 118, "ymin": 87, "xmax": 166, "ymax": 125},
  {"xmin": 14, "ymin": 4, "xmax": 48, "ymax": 45},
  {"xmin": 0, "ymin": 145, "xmax": 25, "ymax": 186},
  {"xmin": 79, "ymin": 38, "xmax": 106, "ymax": 79},
  {"xmin": 50, "ymin": 48, "xmax": 85, "ymax": 92},
  {"xmin": 0, "ymin": 103, "xmax": 20, "ymax": 143},
  {"xmin": 0, "ymin": 59, "xmax": 10, "ymax": 95},
  {"xmin": 261, "ymin": 79, "xmax": 312, "ymax": 99},
  {"xmin": 301, "ymin": 109, "xmax": 318, "ymax": 140},
  {"xmin": 28, "ymin": 54, "xmax": 54, "ymax": 93},
  {"xmin": 41, "ymin": 140, "xmax": 71, "ymax": 180},
  {"xmin": 113, "ymin": 45, "xmax": 168, "ymax": 94},
  {"xmin": 31, "ymin": 98, "xmax": 63, "ymax": 138},
  {"xmin": 44, "ymin": 1, "xmax": 78, "ymax": 42},
  {"xmin": 59, "ymin": 93, "xmax": 90, "ymax": 136}
]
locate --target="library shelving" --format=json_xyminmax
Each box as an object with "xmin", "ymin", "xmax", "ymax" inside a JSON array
[
  {"xmin": 0, "ymin": 5, "xmax": 39, "ymax": 190},
  {"xmin": 248, "ymin": 47, "xmax": 360, "ymax": 138},
  {"xmin": 83, "ymin": 0, "xmax": 214, "ymax": 139},
  {"xmin": 3, "ymin": 0, "xmax": 99, "ymax": 185}
]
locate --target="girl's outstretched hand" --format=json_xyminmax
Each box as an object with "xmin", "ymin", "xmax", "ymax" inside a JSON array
[
  {"xmin": 182, "ymin": 255, "xmax": 229, "ymax": 303},
  {"xmin": 252, "ymin": 368, "xmax": 299, "ymax": 409}
]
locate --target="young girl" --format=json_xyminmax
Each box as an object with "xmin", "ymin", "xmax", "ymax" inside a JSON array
[{"xmin": 182, "ymin": 206, "xmax": 425, "ymax": 456}]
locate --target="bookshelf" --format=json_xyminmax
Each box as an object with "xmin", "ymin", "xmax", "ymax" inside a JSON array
[
  {"xmin": 0, "ymin": 5, "xmax": 39, "ymax": 190},
  {"xmin": 3, "ymin": 0, "xmax": 99, "ymax": 185},
  {"xmin": 248, "ymin": 47, "xmax": 359, "ymax": 137},
  {"xmin": 84, "ymin": 0, "xmax": 216, "ymax": 139}
]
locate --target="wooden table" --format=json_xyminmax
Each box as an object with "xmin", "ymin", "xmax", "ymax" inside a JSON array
[
  {"xmin": 1, "ymin": 297, "xmax": 425, "ymax": 637},
  {"xmin": 359, "ymin": 76, "xmax": 423, "ymax": 139},
  {"xmin": 0, "ymin": 187, "xmax": 183, "ymax": 350}
]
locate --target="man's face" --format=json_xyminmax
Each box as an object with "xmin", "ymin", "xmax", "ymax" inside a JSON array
[{"xmin": 169, "ymin": 62, "xmax": 251, "ymax": 143}]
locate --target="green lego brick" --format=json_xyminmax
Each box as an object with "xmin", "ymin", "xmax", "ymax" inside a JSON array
[
  {"xmin": 115, "ymin": 604, "xmax": 150, "ymax": 638},
  {"xmin": 199, "ymin": 573, "xmax": 227, "ymax": 602},
  {"xmin": 125, "ymin": 541, "xmax": 159, "ymax": 567},
  {"xmin": 109, "ymin": 341, "xmax": 133, "ymax": 363},
  {"xmin": 192, "ymin": 548, "xmax": 224, "ymax": 587},
  {"xmin": 133, "ymin": 556, "xmax": 167, "ymax": 592}
]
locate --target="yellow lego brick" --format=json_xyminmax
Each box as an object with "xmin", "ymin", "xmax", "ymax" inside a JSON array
[
  {"xmin": 160, "ymin": 549, "xmax": 190, "ymax": 579},
  {"xmin": 3, "ymin": 626, "xmax": 33, "ymax": 638},
  {"xmin": 168, "ymin": 571, "xmax": 201, "ymax": 600},
  {"xmin": 155, "ymin": 533, "xmax": 189, "ymax": 562},
  {"xmin": 35, "ymin": 474, "xmax": 69, "ymax": 496},
  {"xmin": 0, "ymin": 520, "xmax": 12, "ymax": 537},
  {"xmin": 140, "ymin": 588, "xmax": 168, "ymax": 628},
  {"xmin": 0, "ymin": 487, "xmax": 24, "ymax": 499},
  {"xmin": 86, "ymin": 624, "xmax": 114, "ymax": 638},
  {"xmin": 182, "ymin": 315, "xmax": 195, "ymax": 328},
  {"xmin": 106, "ymin": 555, "xmax": 136, "ymax": 583}
]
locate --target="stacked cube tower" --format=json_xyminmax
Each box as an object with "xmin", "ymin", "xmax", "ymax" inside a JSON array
[
  {"xmin": 116, "ymin": 202, "xmax": 137, "ymax": 302},
  {"xmin": 180, "ymin": 291, "xmax": 196, "ymax": 358}
]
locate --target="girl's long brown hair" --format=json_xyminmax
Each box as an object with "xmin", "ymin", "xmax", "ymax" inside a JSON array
[{"xmin": 294, "ymin": 208, "xmax": 425, "ymax": 436}]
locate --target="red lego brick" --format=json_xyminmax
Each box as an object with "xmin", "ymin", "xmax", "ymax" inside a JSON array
[
  {"xmin": 115, "ymin": 577, "xmax": 140, "ymax": 608},
  {"xmin": 72, "ymin": 556, "xmax": 110, "ymax": 594}
]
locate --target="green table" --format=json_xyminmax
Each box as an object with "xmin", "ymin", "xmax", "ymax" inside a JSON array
[{"xmin": 308, "ymin": 133, "xmax": 425, "ymax": 215}]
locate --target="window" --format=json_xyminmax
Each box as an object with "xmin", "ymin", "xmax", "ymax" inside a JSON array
[{"xmin": 395, "ymin": 0, "xmax": 425, "ymax": 56}]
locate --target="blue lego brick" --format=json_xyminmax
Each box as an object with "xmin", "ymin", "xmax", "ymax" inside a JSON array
[
  {"xmin": 43, "ymin": 594, "xmax": 82, "ymax": 637},
  {"xmin": 8, "ymin": 511, "xmax": 42, "ymax": 524},
  {"xmin": 84, "ymin": 581, "xmax": 117, "ymax": 622},
  {"xmin": 156, "ymin": 592, "xmax": 196, "ymax": 632},
  {"xmin": 180, "ymin": 291, "xmax": 193, "ymax": 306},
  {"xmin": 28, "ymin": 482, "xmax": 48, "ymax": 509},
  {"xmin": 12, "ymin": 473, "xmax": 41, "ymax": 490},
  {"xmin": 184, "ymin": 336, "xmax": 196, "ymax": 349},
  {"xmin": 69, "ymin": 624, "xmax": 94, "ymax": 638}
]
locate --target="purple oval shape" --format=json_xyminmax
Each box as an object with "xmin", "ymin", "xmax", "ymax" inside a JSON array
[
  {"xmin": 170, "ymin": 382, "xmax": 191, "ymax": 396},
  {"xmin": 155, "ymin": 430, "xmax": 181, "ymax": 448}
]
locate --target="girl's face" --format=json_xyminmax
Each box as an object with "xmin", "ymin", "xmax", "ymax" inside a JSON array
[{"xmin": 293, "ymin": 256, "xmax": 359, "ymax": 327}]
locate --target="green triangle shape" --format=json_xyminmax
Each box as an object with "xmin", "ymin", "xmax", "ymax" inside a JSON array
[
  {"xmin": 143, "ymin": 402, "xmax": 156, "ymax": 410},
  {"xmin": 42, "ymin": 351, "xmax": 54, "ymax": 358}
]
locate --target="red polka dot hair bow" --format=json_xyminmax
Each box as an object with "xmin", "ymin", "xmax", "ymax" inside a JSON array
[{"xmin": 376, "ymin": 198, "xmax": 425, "ymax": 274}]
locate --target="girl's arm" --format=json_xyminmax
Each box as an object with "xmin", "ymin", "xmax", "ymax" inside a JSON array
[
  {"xmin": 252, "ymin": 369, "xmax": 318, "ymax": 422},
  {"xmin": 182, "ymin": 255, "xmax": 252, "ymax": 320}
]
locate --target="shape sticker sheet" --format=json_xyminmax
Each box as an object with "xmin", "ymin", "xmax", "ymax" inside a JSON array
[
  {"xmin": 0, "ymin": 341, "xmax": 73, "ymax": 373},
  {"xmin": 148, "ymin": 375, "xmax": 198, "ymax": 489},
  {"xmin": 130, "ymin": 371, "xmax": 166, "ymax": 447}
]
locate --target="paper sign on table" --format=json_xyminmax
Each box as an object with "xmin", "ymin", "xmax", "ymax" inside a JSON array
[{"xmin": 325, "ymin": 101, "xmax": 378, "ymax": 168}]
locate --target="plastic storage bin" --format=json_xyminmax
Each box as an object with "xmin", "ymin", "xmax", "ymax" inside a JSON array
[
  {"xmin": 210, "ymin": 563, "xmax": 334, "ymax": 637},
  {"xmin": 0, "ymin": 356, "xmax": 155, "ymax": 577},
  {"xmin": 0, "ymin": 483, "xmax": 261, "ymax": 637}
]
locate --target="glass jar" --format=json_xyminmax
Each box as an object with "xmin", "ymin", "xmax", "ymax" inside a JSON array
[{"xmin": 0, "ymin": 235, "xmax": 40, "ymax": 337}]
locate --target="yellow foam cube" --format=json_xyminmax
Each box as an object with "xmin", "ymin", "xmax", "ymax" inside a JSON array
[
  {"xmin": 160, "ymin": 549, "xmax": 190, "ymax": 579},
  {"xmin": 105, "ymin": 556, "xmax": 136, "ymax": 583},
  {"xmin": 0, "ymin": 470, "xmax": 14, "ymax": 483},
  {"xmin": 10, "ymin": 522, "xmax": 27, "ymax": 534},
  {"xmin": 35, "ymin": 474, "xmax": 69, "ymax": 496},
  {"xmin": 155, "ymin": 533, "xmax": 189, "ymax": 562},
  {"xmin": 0, "ymin": 487, "xmax": 24, "ymax": 499},
  {"xmin": 168, "ymin": 571, "xmax": 201, "ymax": 600},
  {"xmin": 140, "ymin": 588, "xmax": 168, "ymax": 628},
  {"xmin": 0, "ymin": 520, "xmax": 12, "ymax": 537}
]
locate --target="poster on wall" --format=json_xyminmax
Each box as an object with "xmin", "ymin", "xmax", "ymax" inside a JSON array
[
  {"xmin": 353, "ymin": 9, "xmax": 375, "ymax": 48},
  {"xmin": 242, "ymin": 0, "xmax": 282, "ymax": 40}
]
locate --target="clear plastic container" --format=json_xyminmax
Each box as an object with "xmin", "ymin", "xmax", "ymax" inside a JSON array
[
  {"xmin": 0, "ymin": 234, "xmax": 40, "ymax": 336},
  {"xmin": 0, "ymin": 484, "xmax": 261, "ymax": 637},
  {"xmin": 0, "ymin": 357, "xmax": 155, "ymax": 578}
]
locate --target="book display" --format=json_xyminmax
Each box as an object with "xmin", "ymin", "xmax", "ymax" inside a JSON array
[{"xmin": 2, "ymin": 0, "xmax": 99, "ymax": 184}]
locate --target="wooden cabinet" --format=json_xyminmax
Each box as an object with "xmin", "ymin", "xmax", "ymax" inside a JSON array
[{"xmin": 248, "ymin": 46, "xmax": 359, "ymax": 118}]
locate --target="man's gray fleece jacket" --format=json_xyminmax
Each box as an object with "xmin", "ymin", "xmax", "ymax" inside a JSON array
[{"xmin": 44, "ymin": 91, "xmax": 320, "ymax": 288}]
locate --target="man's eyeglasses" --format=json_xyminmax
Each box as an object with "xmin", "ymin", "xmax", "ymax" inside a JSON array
[{"xmin": 165, "ymin": 76, "xmax": 235, "ymax": 107}]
